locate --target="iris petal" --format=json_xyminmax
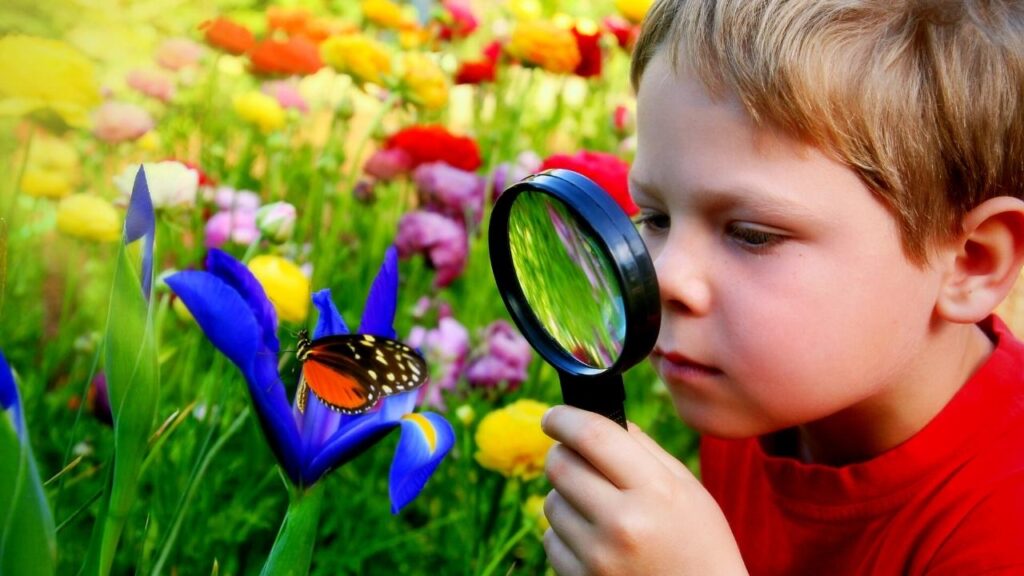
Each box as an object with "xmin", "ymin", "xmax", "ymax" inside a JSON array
[
  {"xmin": 311, "ymin": 289, "xmax": 349, "ymax": 338},
  {"xmin": 299, "ymin": 289, "xmax": 349, "ymax": 455},
  {"xmin": 0, "ymin": 351, "xmax": 23, "ymax": 438},
  {"xmin": 389, "ymin": 412, "xmax": 455, "ymax": 514},
  {"xmin": 166, "ymin": 271, "xmax": 263, "ymax": 369},
  {"xmin": 206, "ymin": 249, "xmax": 280, "ymax": 354},
  {"xmin": 304, "ymin": 411, "xmax": 398, "ymax": 483},
  {"xmin": 358, "ymin": 246, "xmax": 398, "ymax": 338},
  {"xmin": 124, "ymin": 165, "xmax": 155, "ymax": 297}
]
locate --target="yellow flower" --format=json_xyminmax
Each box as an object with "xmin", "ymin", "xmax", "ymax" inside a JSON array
[
  {"xmin": 320, "ymin": 34, "xmax": 392, "ymax": 86},
  {"xmin": 615, "ymin": 0, "xmax": 654, "ymax": 24},
  {"xmin": 400, "ymin": 53, "xmax": 449, "ymax": 110},
  {"xmin": 21, "ymin": 135, "xmax": 80, "ymax": 199},
  {"xmin": 247, "ymin": 255, "xmax": 310, "ymax": 323},
  {"xmin": 475, "ymin": 399, "xmax": 554, "ymax": 479},
  {"xmin": 523, "ymin": 494, "xmax": 550, "ymax": 532},
  {"xmin": 507, "ymin": 21, "xmax": 581, "ymax": 74},
  {"xmin": 56, "ymin": 194, "xmax": 121, "ymax": 242},
  {"xmin": 233, "ymin": 91, "xmax": 286, "ymax": 133},
  {"xmin": 508, "ymin": 0, "xmax": 542, "ymax": 21},
  {"xmin": 362, "ymin": 0, "xmax": 413, "ymax": 30},
  {"xmin": 0, "ymin": 35, "xmax": 101, "ymax": 127}
]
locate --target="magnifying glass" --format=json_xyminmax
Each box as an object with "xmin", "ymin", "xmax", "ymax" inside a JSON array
[{"xmin": 489, "ymin": 169, "xmax": 661, "ymax": 428}]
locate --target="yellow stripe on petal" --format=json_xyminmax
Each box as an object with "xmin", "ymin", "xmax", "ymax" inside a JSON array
[{"xmin": 403, "ymin": 413, "xmax": 436, "ymax": 453}]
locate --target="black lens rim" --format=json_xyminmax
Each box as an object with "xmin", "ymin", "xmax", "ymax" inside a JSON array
[{"xmin": 489, "ymin": 169, "xmax": 661, "ymax": 377}]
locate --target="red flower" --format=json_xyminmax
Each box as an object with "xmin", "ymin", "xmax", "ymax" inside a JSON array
[
  {"xmin": 248, "ymin": 36, "xmax": 323, "ymax": 76},
  {"xmin": 539, "ymin": 151, "xmax": 637, "ymax": 215},
  {"xmin": 572, "ymin": 24, "xmax": 603, "ymax": 78},
  {"xmin": 386, "ymin": 125, "xmax": 482, "ymax": 172},
  {"xmin": 199, "ymin": 17, "xmax": 255, "ymax": 55},
  {"xmin": 437, "ymin": 1, "xmax": 479, "ymax": 41},
  {"xmin": 455, "ymin": 40, "xmax": 501, "ymax": 84},
  {"xmin": 602, "ymin": 16, "xmax": 640, "ymax": 51}
]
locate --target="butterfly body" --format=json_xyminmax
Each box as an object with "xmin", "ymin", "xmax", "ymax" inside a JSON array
[{"xmin": 295, "ymin": 329, "xmax": 427, "ymax": 414}]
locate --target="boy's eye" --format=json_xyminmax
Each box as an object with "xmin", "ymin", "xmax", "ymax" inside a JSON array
[
  {"xmin": 633, "ymin": 212, "xmax": 670, "ymax": 233},
  {"xmin": 726, "ymin": 222, "xmax": 784, "ymax": 250}
]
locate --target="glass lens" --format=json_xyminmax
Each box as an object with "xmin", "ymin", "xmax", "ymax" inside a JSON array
[{"xmin": 508, "ymin": 190, "xmax": 626, "ymax": 369}]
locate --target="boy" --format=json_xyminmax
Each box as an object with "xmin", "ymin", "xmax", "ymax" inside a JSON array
[{"xmin": 541, "ymin": 1, "xmax": 1024, "ymax": 574}]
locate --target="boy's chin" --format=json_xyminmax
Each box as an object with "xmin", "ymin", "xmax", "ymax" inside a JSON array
[{"xmin": 671, "ymin": 399, "xmax": 772, "ymax": 440}]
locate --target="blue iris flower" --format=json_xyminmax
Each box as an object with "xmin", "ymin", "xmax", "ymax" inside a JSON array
[
  {"xmin": 0, "ymin": 352, "xmax": 23, "ymax": 440},
  {"xmin": 166, "ymin": 247, "xmax": 454, "ymax": 513}
]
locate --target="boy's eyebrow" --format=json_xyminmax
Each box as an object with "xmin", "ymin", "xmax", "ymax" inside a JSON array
[{"xmin": 629, "ymin": 175, "xmax": 823, "ymax": 221}]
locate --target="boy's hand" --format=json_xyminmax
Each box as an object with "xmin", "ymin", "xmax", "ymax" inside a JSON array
[{"xmin": 541, "ymin": 405, "xmax": 748, "ymax": 576}]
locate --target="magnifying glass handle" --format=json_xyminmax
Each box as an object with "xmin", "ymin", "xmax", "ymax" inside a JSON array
[{"xmin": 558, "ymin": 372, "xmax": 628, "ymax": 429}]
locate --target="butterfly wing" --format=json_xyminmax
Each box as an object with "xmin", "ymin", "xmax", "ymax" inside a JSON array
[{"xmin": 302, "ymin": 334, "xmax": 428, "ymax": 414}]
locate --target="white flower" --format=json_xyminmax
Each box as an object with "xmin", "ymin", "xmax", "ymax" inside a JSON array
[{"xmin": 113, "ymin": 161, "xmax": 199, "ymax": 209}]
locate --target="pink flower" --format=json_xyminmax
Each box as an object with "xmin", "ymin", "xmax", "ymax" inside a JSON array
[
  {"xmin": 126, "ymin": 69, "xmax": 176, "ymax": 102},
  {"xmin": 407, "ymin": 316, "xmax": 470, "ymax": 410},
  {"xmin": 413, "ymin": 161, "xmax": 485, "ymax": 223},
  {"xmin": 205, "ymin": 209, "xmax": 259, "ymax": 248},
  {"xmin": 395, "ymin": 210, "xmax": 468, "ymax": 287},
  {"xmin": 156, "ymin": 38, "xmax": 205, "ymax": 71},
  {"xmin": 364, "ymin": 148, "xmax": 413, "ymax": 181},
  {"xmin": 464, "ymin": 320, "xmax": 532, "ymax": 389},
  {"xmin": 92, "ymin": 101, "xmax": 154, "ymax": 143},
  {"xmin": 492, "ymin": 150, "xmax": 542, "ymax": 199},
  {"xmin": 261, "ymin": 80, "xmax": 308, "ymax": 113},
  {"xmin": 212, "ymin": 186, "xmax": 261, "ymax": 212}
]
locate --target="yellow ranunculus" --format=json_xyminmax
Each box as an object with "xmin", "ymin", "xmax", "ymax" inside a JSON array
[
  {"xmin": 508, "ymin": 0, "xmax": 542, "ymax": 21},
  {"xmin": 320, "ymin": 34, "xmax": 392, "ymax": 86},
  {"xmin": 0, "ymin": 35, "xmax": 101, "ymax": 127},
  {"xmin": 615, "ymin": 0, "xmax": 654, "ymax": 24},
  {"xmin": 247, "ymin": 255, "xmax": 310, "ymax": 323},
  {"xmin": 507, "ymin": 21, "xmax": 581, "ymax": 74},
  {"xmin": 21, "ymin": 135, "xmax": 80, "ymax": 198},
  {"xmin": 400, "ymin": 53, "xmax": 449, "ymax": 110},
  {"xmin": 523, "ymin": 494, "xmax": 550, "ymax": 532},
  {"xmin": 362, "ymin": 0, "xmax": 412, "ymax": 30},
  {"xmin": 233, "ymin": 91, "xmax": 286, "ymax": 133},
  {"xmin": 56, "ymin": 194, "xmax": 121, "ymax": 242},
  {"xmin": 475, "ymin": 399, "xmax": 555, "ymax": 479}
]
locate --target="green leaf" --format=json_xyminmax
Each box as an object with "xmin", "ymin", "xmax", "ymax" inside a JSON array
[
  {"xmin": 0, "ymin": 411, "xmax": 57, "ymax": 576},
  {"xmin": 80, "ymin": 236, "xmax": 159, "ymax": 576}
]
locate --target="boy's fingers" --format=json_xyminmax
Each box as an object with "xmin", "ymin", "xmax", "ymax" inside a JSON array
[
  {"xmin": 542, "ymin": 405, "xmax": 662, "ymax": 490},
  {"xmin": 545, "ymin": 444, "xmax": 617, "ymax": 519},
  {"xmin": 543, "ymin": 527, "xmax": 586, "ymax": 576},
  {"xmin": 628, "ymin": 421, "xmax": 694, "ymax": 481}
]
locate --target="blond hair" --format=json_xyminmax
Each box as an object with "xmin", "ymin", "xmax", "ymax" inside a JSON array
[{"xmin": 632, "ymin": 0, "xmax": 1024, "ymax": 263}]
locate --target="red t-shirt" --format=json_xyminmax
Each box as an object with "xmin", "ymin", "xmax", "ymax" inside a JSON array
[{"xmin": 701, "ymin": 316, "xmax": 1024, "ymax": 575}]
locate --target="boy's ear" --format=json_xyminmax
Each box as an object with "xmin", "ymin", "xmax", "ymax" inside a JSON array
[{"xmin": 936, "ymin": 196, "xmax": 1024, "ymax": 323}]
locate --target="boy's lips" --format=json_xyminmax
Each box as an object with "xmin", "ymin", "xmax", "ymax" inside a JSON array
[{"xmin": 652, "ymin": 348, "xmax": 722, "ymax": 381}]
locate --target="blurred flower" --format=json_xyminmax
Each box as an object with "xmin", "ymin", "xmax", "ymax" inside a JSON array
[
  {"xmin": 92, "ymin": 101, "xmax": 154, "ymax": 144},
  {"xmin": 205, "ymin": 210, "xmax": 259, "ymax": 249},
  {"xmin": 399, "ymin": 52, "xmax": 449, "ymax": 110},
  {"xmin": 268, "ymin": 7, "xmax": 314, "ymax": 37},
  {"xmin": 156, "ymin": 37, "xmax": 205, "ymax": 71},
  {"xmin": 507, "ymin": 21, "xmax": 581, "ymax": 74},
  {"xmin": 126, "ymin": 69, "xmax": 176, "ymax": 103},
  {"xmin": 88, "ymin": 373, "xmax": 113, "ymax": 427},
  {"xmin": 362, "ymin": 0, "xmax": 414, "ymax": 30},
  {"xmin": 615, "ymin": 0, "xmax": 654, "ymax": 24},
  {"xmin": 395, "ymin": 210, "xmax": 468, "ymax": 288},
  {"xmin": 248, "ymin": 36, "xmax": 323, "ymax": 77},
  {"xmin": 114, "ymin": 161, "xmax": 199, "ymax": 209},
  {"xmin": 56, "ymin": 194, "xmax": 121, "ymax": 242},
  {"xmin": 212, "ymin": 186, "xmax": 260, "ymax": 212},
  {"xmin": 233, "ymin": 90, "xmax": 286, "ymax": 133},
  {"xmin": 247, "ymin": 254, "xmax": 310, "ymax": 323},
  {"xmin": 167, "ymin": 248, "xmax": 455, "ymax": 507},
  {"xmin": 611, "ymin": 103, "xmax": 634, "ymax": 137},
  {"xmin": 437, "ymin": 1, "xmax": 479, "ymax": 41},
  {"xmin": 464, "ymin": 320, "xmax": 532, "ymax": 390},
  {"xmin": 474, "ymin": 399, "xmax": 554, "ymax": 479},
  {"xmin": 508, "ymin": 0, "xmax": 543, "ymax": 20},
  {"xmin": 200, "ymin": 17, "xmax": 255, "ymax": 55},
  {"xmin": 20, "ymin": 134, "xmax": 80, "ymax": 199},
  {"xmin": 407, "ymin": 316, "xmax": 470, "ymax": 410},
  {"xmin": 455, "ymin": 404, "xmax": 475, "ymax": 426},
  {"xmin": 364, "ymin": 148, "xmax": 413, "ymax": 181},
  {"xmin": 455, "ymin": 41, "xmax": 501, "ymax": 85},
  {"xmin": 492, "ymin": 150, "xmax": 542, "ymax": 199},
  {"xmin": 320, "ymin": 34, "xmax": 392, "ymax": 86},
  {"xmin": 603, "ymin": 16, "xmax": 639, "ymax": 51},
  {"xmin": 571, "ymin": 20, "xmax": 603, "ymax": 78},
  {"xmin": 524, "ymin": 494, "xmax": 550, "ymax": 531},
  {"xmin": 262, "ymin": 80, "xmax": 309, "ymax": 113},
  {"xmin": 182, "ymin": 160, "xmax": 216, "ymax": 188},
  {"xmin": 0, "ymin": 35, "xmax": 101, "ymax": 127},
  {"xmin": 256, "ymin": 201, "xmax": 297, "ymax": 243},
  {"xmin": 0, "ymin": 351, "xmax": 24, "ymax": 437},
  {"xmin": 413, "ymin": 161, "xmax": 485, "ymax": 223},
  {"xmin": 540, "ymin": 150, "xmax": 637, "ymax": 215},
  {"xmin": 386, "ymin": 125, "xmax": 481, "ymax": 171}
]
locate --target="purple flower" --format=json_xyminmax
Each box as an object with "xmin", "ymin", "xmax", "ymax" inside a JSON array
[
  {"xmin": 464, "ymin": 320, "xmax": 532, "ymax": 390},
  {"xmin": 166, "ymin": 248, "xmax": 455, "ymax": 510},
  {"xmin": 491, "ymin": 151, "xmax": 542, "ymax": 200},
  {"xmin": 205, "ymin": 209, "xmax": 259, "ymax": 248},
  {"xmin": 413, "ymin": 161, "xmax": 486, "ymax": 223},
  {"xmin": 407, "ymin": 317, "xmax": 470, "ymax": 410},
  {"xmin": 211, "ymin": 186, "xmax": 260, "ymax": 212},
  {"xmin": 395, "ymin": 210, "xmax": 468, "ymax": 288}
]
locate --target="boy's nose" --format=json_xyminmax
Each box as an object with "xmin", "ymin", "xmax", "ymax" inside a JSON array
[{"xmin": 653, "ymin": 243, "xmax": 712, "ymax": 317}]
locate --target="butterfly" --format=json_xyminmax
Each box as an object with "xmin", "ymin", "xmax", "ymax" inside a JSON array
[{"xmin": 294, "ymin": 329, "xmax": 428, "ymax": 414}]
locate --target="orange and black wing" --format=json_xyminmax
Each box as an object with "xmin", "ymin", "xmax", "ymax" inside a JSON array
[{"xmin": 301, "ymin": 334, "xmax": 427, "ymax": 414}]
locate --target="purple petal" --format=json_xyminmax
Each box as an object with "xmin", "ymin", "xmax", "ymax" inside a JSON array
[
  {"xmin": 389, "ymin": 412, "xmax": 455, "ymax": 514},
  {"xmin": 304, "ymin": 412, "xmax": 400, "ymax": 484},
  {"xmin": 166, "ymin": 271, "xmax": 263, "ymax": 369},
  {"xmin": 0, "ymin": 351, "xmax": 24, "ymax": 438},
  {"xmin": 247, "ymin": 353, "xmax": 305, "ymax": 484},
  {"xmin": 358, "ymin": 246, "xmax": 399, "ymax": 338},
  {"xmin": 206, "ymin": 249, "xmax": 280, "ymax": 354},
  {"xmin": 311, "ymin": 289, "xmax": 350, "ymax": 339},
  {"xmin": 124, "ymin": 165, "xmax": 155, "ymax": 297}
]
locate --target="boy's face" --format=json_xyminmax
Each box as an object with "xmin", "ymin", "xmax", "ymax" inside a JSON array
[{"xmin": 632, "ymin": 50, "xmax": 948, "ymax": 438}]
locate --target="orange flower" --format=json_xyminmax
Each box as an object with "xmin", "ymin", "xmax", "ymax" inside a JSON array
[
  {"xmin": 506, "ymin": 20, "xmax": 581, "ymax": 74},
  {"xmin": 248, "ymin": 36, "xmax": 323, "ymax": 76},
  {"xmin": 267, "ymin": 6, "xmax": 313, "ymax": 37},
  {"xmin": 199, "ymin": 17, "xmax": 255, "ymax": 55}
]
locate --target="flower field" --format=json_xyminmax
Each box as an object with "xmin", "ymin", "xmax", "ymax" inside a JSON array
[{"xmin": 0, "ymin": 1, "xmax": 703, "ymax": 574}]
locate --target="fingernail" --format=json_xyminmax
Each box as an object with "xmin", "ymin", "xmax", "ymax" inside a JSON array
[{"xmin": 542, "ymin": 406, "xmax": 555, "ymax": 429}]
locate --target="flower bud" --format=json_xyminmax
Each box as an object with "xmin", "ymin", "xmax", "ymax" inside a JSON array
[{"xmin": 256, "ymin": 201, "xmax": 297, "ymax": 243}]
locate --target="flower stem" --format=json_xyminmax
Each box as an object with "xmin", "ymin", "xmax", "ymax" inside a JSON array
[{"xmin": 259, "ymin": 481, "xmax": 326, "ymax": 576}]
